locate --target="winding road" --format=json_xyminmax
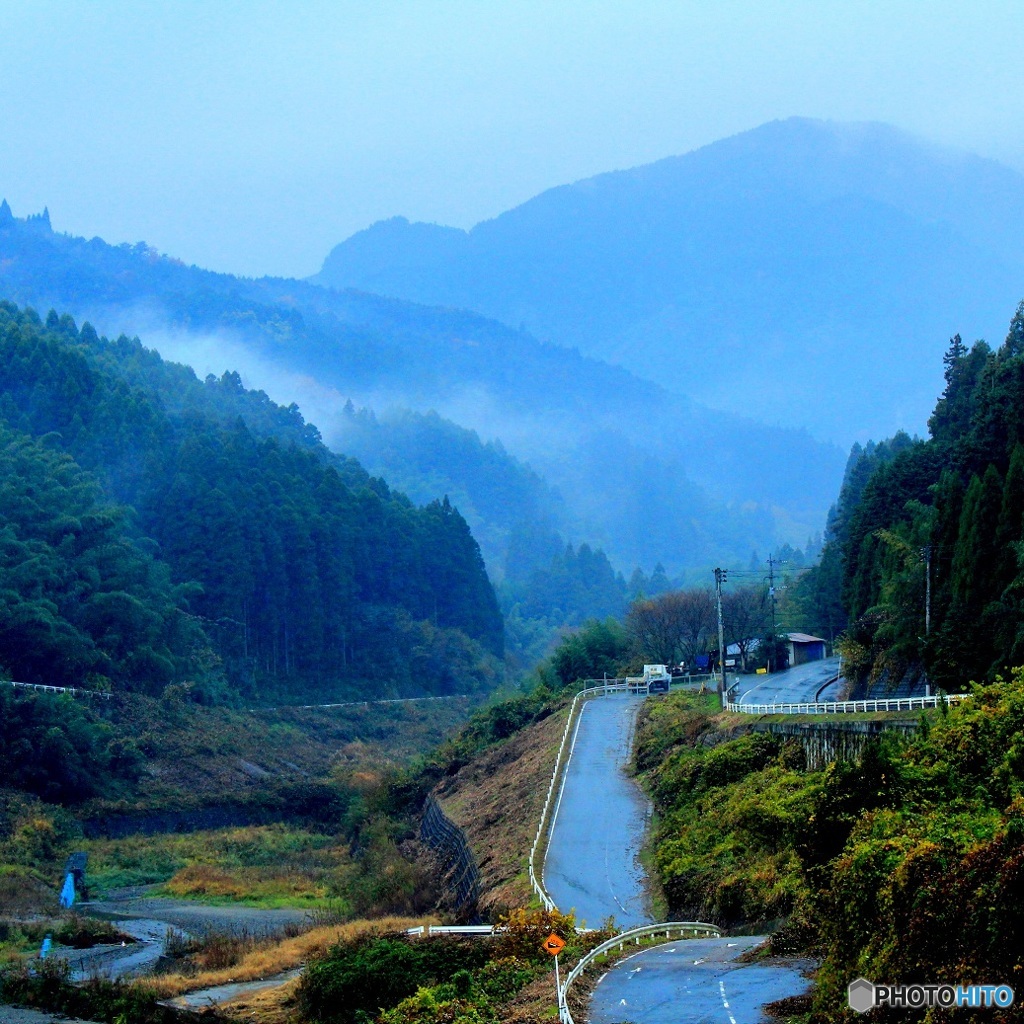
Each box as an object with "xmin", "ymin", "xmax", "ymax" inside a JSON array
[
  {"xmin": 589, "ymin": 937, "xmax": 812, "ymax": 1024},
  {"xmin": 734, "ymin": 656, "xmax": 841, "ymax": 705},
  {"xmin": 543, "ymin": 693, "xmax": 652, "ymax": 929},
  {"xmin": 543, "ymin": 677, "xmax": 820, "ymax": 1023}
]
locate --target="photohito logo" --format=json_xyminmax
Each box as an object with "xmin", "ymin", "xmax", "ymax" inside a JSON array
[{"xmin": 848, "ymin": 978, "xmax": 1015, "ymax": 1012}]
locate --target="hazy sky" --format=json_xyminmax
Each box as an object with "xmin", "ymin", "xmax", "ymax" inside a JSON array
[{"xmin": 4, "ymin": 1, "xmax": 1024, "ymax": 278}]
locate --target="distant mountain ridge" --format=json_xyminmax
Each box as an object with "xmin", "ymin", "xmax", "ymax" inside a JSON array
[
  {"xmin": 0, "ymin": 196, "xmax": 844, "ymax": 580},
  {"xmin": 316, "ymin": 118, "xmax": 1024, "ymax": 443}
]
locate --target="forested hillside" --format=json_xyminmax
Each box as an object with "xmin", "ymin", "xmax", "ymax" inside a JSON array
[
  {"xmin": 787, "ymin": 301, "xmax": 1024, "ymax": 693},
  {"xmin": 0, "ymin": 303, "xmax": 501, "ymax": 702},
  {"xmin": 334, "ymin": 403, "xmax": 568, "ymax": 575}
]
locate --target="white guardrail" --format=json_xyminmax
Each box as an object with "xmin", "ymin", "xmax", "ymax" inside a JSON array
[
  {"xmin": 726, "ymin": 693, "xmax": 969, "ymax": 715},
  {"xmin": 406, "ymin": 925, "xmax": 496, "ymax": 936},
  {"xmin": 5, "ymin": 680, "xmax": 112, "ymax": 699}
]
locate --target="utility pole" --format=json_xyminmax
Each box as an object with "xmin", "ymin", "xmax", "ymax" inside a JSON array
[
  {"xmin": 766, "ymin": 555, "xmax": 778, "ymax": 673},
  {"xmin": 714, "ymin": 567, "xmax": 727, "ymax": 707},
  {"xmin": 921, "ymin": 544, "xmax": 932, "ymax": 636}
]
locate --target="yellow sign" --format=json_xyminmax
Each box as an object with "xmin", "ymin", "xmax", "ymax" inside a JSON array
[{"xmin": 542, "ymin": 933, "xmax": 566, "ymax": 956}]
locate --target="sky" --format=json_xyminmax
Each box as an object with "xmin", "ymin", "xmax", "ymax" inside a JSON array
[{"xmin": 4, "ymin": 0, "xmax": 1024, "ymax": 279}]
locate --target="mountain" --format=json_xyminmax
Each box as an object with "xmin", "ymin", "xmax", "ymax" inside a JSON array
[
  {"xmin": 316, "ymin": 118, "xmax": 1024, "ymax": 444},
  {"xmin": 0, "ymin": 201, "xmax": 844, "ymax": 580},
  {"xmin": 0, "ymin": 303, "xmax": 503, "ymax": 702}
]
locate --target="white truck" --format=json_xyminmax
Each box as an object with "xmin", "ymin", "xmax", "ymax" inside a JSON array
[{"xmin": 627, "ymin": 664, "xmax": 672, "ymax": 693}]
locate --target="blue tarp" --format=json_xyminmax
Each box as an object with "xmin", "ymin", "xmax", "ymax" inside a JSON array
[{"xmin": 59, "ymin": 871, "xmax": 76, "ymax": 908}]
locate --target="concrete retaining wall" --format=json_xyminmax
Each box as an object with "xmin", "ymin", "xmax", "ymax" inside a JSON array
[{"xmin": 753, "ymin": 719, "xmax": 921, "ymax": 770}]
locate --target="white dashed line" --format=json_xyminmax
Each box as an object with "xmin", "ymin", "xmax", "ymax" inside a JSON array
[{"xmin": 720, "ymin": 979, "xmax": 736, "ymax": 1022}]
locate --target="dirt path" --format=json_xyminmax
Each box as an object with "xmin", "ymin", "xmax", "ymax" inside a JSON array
[
  {"xmin": 162, "ymin": 968, "xmax": 303, "ymax": 1009},
  {"xmin": 0, "ymin": 1009, "xmax": 103, "ymax": 1024},
  {"xmin": 50, "ymin": 887, "xmax": 312, "ymax": 982},
  {"xmin": 93, "ymin": 886, "xmax": 312, "ymax": 935}
]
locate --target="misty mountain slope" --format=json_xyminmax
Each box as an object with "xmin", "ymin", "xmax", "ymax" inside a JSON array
[
  {"xmin": 333, "ymin": 403, "xmax": 571, "ymax": 575},
  {"xmin": 0, "ymin": 202, "xmax": 844, "ymax": 575},
  {"xmin": 316, "ymin": 118, "xmax": 1024, "ymax": 443},
  {"xmin": 0, "ymin": 303, "xmax": 504, "ymax": 701}
]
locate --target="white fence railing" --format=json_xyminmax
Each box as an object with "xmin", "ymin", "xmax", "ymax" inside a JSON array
[
  {"xmin": 406, "ymin": 924, "xmax": 496, "ymax": 937},
  {"xmin": 5, "ymin": 680, "xmax": 112, "ymax": 700},
  {"xmin": 726, "ymin": 694, "xmax": 969, "ymax": 715},
  {"xmin": 557, "ymin": 921, "xmax": 722, "ymax": 1024}
]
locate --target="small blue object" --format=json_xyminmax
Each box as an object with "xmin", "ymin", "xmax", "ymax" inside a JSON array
[
  {"xmin": 40, "ymin": 934, "xmax": 52, "ymax": 959},
  {"xmin": 59, "ymin": 871, "xmax": 76, "ymax": 908}
]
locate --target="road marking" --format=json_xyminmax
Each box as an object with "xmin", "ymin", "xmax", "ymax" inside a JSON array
[{"xmin": 720, "ymin": 978, "xmax": 737, "ymax": 1023}]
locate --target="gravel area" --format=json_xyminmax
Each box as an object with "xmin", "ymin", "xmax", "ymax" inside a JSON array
[{"xmin": 0, "ymin": 1009, "xmax": 103, "ymax": 1024}]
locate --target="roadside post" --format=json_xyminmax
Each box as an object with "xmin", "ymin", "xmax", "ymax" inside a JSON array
[
  {"xmin": 542, "ymin": 932, "xmax": 567, "ymax": 1019},
  {"xmin": 714, "ymin": 568, "xmax": 727, "ymax": 708}
]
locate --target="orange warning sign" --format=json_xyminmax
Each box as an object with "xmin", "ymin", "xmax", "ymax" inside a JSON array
[{"xmin": 542, "ymin": 933, "xmax": 566, "ymax": 956}]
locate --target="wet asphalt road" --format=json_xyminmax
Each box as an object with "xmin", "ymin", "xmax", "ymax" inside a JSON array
[
  {"xmin": 543, "ymin": 694, "xmax": 652, "ymax": 930},
  {"xmin": 589, "ymin": 937, "xmax": 813, "ymax": 1024},
  {"xmin": 734, "ymin": 657, "xmax": 840, "ymax": 706}
]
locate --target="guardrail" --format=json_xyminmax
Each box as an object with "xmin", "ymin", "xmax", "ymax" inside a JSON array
[
  {"xmin": 5, "ymin": 680, "xmax": 112, "ymax": 699},
  {"xmin": 406, "ymin": 924, "xmax": 496, "ymax": 937},
  {"xmin": 726, "ymin": 693, "xmax": 968, "ymax": 715},
  {"xmin": 528, "ymin": 682, "xmax": 633, "ymax": 911},
  {"xmin": 557, "ymin": 921, "xmax": 722, "ymax": 1024}
]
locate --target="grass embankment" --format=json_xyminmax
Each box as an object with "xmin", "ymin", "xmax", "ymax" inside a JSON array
[
  {"xmin": 2, "ymin": 693, "xmax": 478, "ymax": 912},
  {"xmin": 636, "ymin": 678, "xmax": 1024, "ymax": 1022},
  {"xmin": 82, "ymin": 824, "xmax": 354, "ymax": 906},
  {"xmin": 635, "ymin": 691, "xmax": 818, "ymax": 929},
  {"xmin": 89, "ymin": 692, "xmax": 476, "ymax": 814},
  {"xmin": 148, "ymin": 915, "xmax": 438, "ymax": 1000},
  {"xmin": 433, "ymin": 702, "xmax": 569, "ymax": 913}
]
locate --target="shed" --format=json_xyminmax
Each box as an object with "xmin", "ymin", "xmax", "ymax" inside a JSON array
[{"xmin": 786, "ymin": 632, "xmax": 827, "ymax": 665}]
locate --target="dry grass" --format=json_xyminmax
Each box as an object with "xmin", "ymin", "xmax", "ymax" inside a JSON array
[
  {"xmin": 0, "ymin": 867, "xmax": 57, "ymax": 917},
  {"xmin": 434, "ymin": 706, "xmax": 568, "ymax": 913},
  {"xmin": 144, "ymin": 915, "xmax": 439, "ymax": 999},
  {"xmin": 163, "ymin": 862, "xmax": 333, "ymax": 903}
]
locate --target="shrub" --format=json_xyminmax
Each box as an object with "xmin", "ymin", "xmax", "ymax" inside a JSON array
[{"xmin": 296, "ymin": 934, "xmax": 492, "ymax": 1024}]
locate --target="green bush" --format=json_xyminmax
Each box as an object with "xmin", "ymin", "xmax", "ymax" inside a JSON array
[{"xmin": 296, "ymin": 934, "xmax": 492, "ymax": 1024}]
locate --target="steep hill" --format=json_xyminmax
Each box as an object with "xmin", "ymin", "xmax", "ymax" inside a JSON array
[
  {"xmin": 0, "ymin": 304, "xmax": 502, "ymax": 702},
  {"xmin": 317, "ymin": 118, "xmax": 1024, "ymax": 444},
  {"xmin": 0, "ymin": 202, "xmax": 844, "ymax": 577}
]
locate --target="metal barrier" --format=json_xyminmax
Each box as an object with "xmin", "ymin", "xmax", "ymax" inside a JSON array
[
  {"xmin": 5, "ymin": 680, "xmax": 112, "ymax": 699},
  {"xmin": 406, "ymin": 924, "xmax": 496, "ymax": 937},
  {"xmin": 557, "ymin": 921, "xmax": 722, "ymax": 1024},
  {"xmin": 420, "ymin": 795, "xmax": 481, "ymax": 913},
  {"xmin": 726, "ymin": 693, "xmax": 969, "ymax": 715}
]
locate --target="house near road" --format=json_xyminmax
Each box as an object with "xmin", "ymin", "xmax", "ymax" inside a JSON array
[{"xmin": 785, "ymin": 632, "xmax": 827, "ymax": 665}]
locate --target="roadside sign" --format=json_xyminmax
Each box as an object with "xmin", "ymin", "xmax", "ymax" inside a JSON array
[{"xmin": 542, "ymin": 933, "xmax": 566, "ymax": 956}]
